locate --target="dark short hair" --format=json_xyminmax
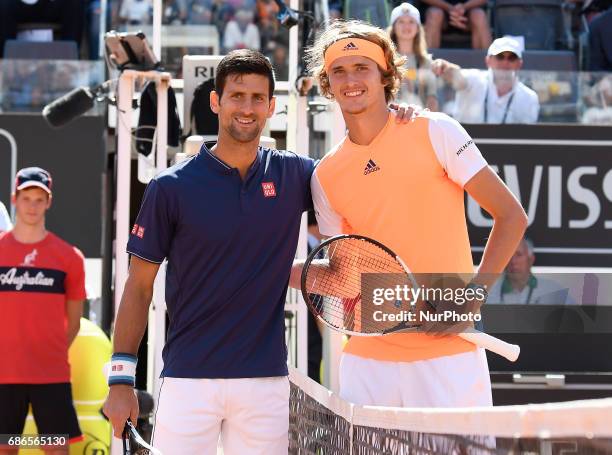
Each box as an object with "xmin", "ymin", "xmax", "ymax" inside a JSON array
[{"xmin": 215, "ymin": 49, "xmax": 276, "ymax": 100}]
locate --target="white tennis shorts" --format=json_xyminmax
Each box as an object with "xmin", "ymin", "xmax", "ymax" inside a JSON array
[
  {"xmin": 151, "ymin": 376, "xmax": 289, "ymax": 454},
  {"xmin": 339, "ymin": 348, "xmax": 492, "ymax": 407}
]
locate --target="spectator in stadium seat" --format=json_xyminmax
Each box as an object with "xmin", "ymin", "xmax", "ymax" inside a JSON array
[
  {"xmin": 223, "ymin": 9, "xmax": 261, "ymax": 52},
  {"xmin": 162, "ymin": 0, "xmax": 187, "ymax": 24},
  {"xmin": 258, "ymin": 0, "xmax": 281, "ymax": 52},
  {"xmin": 257, "ymin": 0, "xmax": 278, "ymax": 22},
  {"xmin": 49, "ymin": 64, "xmax": 78, "ymax": 103},
  {"xmin": 431, "ymin": 36, "xmax": 540, "ymax": 124},
  {"xmin": 0, "ymin": 0, "xmax": 85, "ymax": 58},
  {"xmin": 119, "ymin": 0, "xmax": 152, "ymax": 25},
  {"xmin": 256, "ymin": 0, "xmax": 289, "ymax": 80},
  {"xmin": 388, "ymin": 3, "xmax": 439, "ymax": 110},
  {"xmin": 588, "ymin": 8, "xmax": 612, "ymax": 71},
  {"xmin": 210, "ymin": 0, "xmax": 235, "ymax": 35},
  {"xmin": 185, "ymin": 0, "xmax": 214, "ymax": 24},
  {"xmin": 581, "ymin": 0, "xmax": 612, "ymax": 23},
  {"xmin": 487, "ymin": 238, "xmax": 577, "ymax": 304},
  {"xmin": 256, "ymin": 0, "xmax": 287, "ymax": 44},
  {"xmin": 270, "ymin": 43, "xmax": 289, "ymax": 80},
  {"xmin": 328, "ymin": 0, "xmax": 342, "ymax": 19},
  {"xmin": 87, "ymin": 0, "xmax": 113, "ymax": 59},
  {"xmin": 421, "ymin": 0, "xmax": 491, "ymax": 49},
  {"xmin": 3, "ymin": 61, "xmax": 46, "ymax": 110},
  {"xmin": 581, "ymin": 74, "xmax": 612, "ymax": 124},
  {"xmin": 227, "ymin": 0, "xmax": 251, "ymax": 8}
]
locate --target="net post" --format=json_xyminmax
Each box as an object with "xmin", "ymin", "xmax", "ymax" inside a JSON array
[
  {"xmin": 321, "ymin": 104, "xmax": 347, "ymax": 393},
  {"xmin": 286, "ymin": 11, "xmax": 309, "ymax": 372},
  {"xmin": 323, "ymin": 329, "xmax": 343, "ymax": 393}
]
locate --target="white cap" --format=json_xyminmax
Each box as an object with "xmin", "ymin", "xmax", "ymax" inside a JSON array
[
  {"xmin": 487, "ymin": 37, "xmax": 523, "ymax": 59},
  {"xmin": 390, "ymin": 2, "xmax": 421, "ymax": 25}
]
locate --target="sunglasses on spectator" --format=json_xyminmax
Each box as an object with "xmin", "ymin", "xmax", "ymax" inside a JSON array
[{"xmin": 494, "ymin": 53, "xmax": 519, "ymax": 62}]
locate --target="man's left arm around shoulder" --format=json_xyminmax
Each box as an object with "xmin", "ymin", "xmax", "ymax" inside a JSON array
[{"xmin": 465, "ymin": 166, "xmax": 528, "ymax": 292}]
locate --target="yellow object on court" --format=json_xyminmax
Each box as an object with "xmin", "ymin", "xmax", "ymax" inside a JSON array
[{"xmin": 19, "ymin": 318, "xmax": 112, "ymax": 454}]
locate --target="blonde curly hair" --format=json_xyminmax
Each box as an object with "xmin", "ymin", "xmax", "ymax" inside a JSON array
[
  {"xmin": 388, "ymin": 21, "xmax": 430, "ymax": 68},
  {"xmin": 306, "ymin": 20, "xmax": 406, "ymax": 103}
]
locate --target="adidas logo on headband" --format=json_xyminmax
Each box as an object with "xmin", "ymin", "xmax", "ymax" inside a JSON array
[{"xmin": 324, "ymin": 38, "xmax": 388, "ymax": 71}]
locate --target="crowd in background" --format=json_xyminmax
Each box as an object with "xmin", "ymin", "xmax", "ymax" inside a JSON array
[{"xmin": 0, "ymin": 0, "xmax": 610, "ymax": 122}]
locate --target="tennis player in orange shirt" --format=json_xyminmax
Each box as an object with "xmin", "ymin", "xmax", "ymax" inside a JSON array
[{"xmin": 291, "ymin": 20, "xmax": 528, "ymax": 408}]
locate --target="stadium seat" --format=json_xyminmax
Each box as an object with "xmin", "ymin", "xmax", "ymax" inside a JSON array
[
  {"xmin": 436, "ymin": 0, "xmax": 495, "ymax": 49},
  {"xmin": 430, "ymin": 48, "xmax": 488, "ymax": 69},
  {"xmin": 439, "ymin": 30, "xmax": 472, "ymax": 50},
  {"xmin": 493, "ymin": 0, "xmax": 569, "ymax": 50},
  {"xmin": 524, "ymin": 50, "xmax": 577, "ymax": 71},
  {"xmin": 16, "ymin": 21, "xmax": 62, "ymax": 39},
  {"xmin": 3, "ymin": 39, "xmax": 78, "ymax": 60}
]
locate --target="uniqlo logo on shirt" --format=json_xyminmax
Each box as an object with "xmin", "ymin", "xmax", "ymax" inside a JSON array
[
  {"xmin": 112, "ymin": 365, "xmax": 123, "ymax": 372},
  {"xmin": 131, "ymin": 224, "xmax": 139, "ymax": 235},
  {"xmin": 137, "ymin": 226, "xmax": 145, "ymax": 238},
  {"xmin": 262, "ymin": 182, "xmax": 276, "ymax": 197}
]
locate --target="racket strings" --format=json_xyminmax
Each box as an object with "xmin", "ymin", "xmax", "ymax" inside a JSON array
[
  {"xmin": 310, "ymin": 245, "xmax": 400, "ymax": 298},
  {"xmin": 305, "ymin": 238, "xmax": 417, "ymax": 333}
]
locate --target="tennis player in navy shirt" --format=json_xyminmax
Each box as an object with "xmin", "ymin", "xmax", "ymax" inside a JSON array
[{"xmin": 103, "ymin": 50, "xmax": 315, "ymax": 454}]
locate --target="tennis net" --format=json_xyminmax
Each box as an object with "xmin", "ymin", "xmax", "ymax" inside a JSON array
[{"xmin": 288, "ymin": 367, "xmax": 612, "ymax": 454}]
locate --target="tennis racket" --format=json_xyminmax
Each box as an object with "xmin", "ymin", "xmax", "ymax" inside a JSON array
[
  {"xmin": 123, "ymin": 420, "xmax": 162, "ymax": 455},
  {"xmin": 301, "ymin": 234, "xmax": 520, "ymax": 362}
]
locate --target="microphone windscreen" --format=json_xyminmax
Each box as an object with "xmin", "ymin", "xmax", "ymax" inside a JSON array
[{"xmin": 42, "ymin": 87, "xmax": 95, "ymax": 128}]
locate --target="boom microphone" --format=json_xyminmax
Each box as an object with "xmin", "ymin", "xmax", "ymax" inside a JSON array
[
  {"xmin": 273, "ymin": 0, "xmax": 299, "ymax": 28},
  {"xmin": 42, "ymin": 86, "xmax": 95, "ymax": 128}
]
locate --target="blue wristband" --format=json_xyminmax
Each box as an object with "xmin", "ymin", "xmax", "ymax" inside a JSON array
[{"xmin": 108, "ymin": 353, "xmax": 137, "ymax": 386}]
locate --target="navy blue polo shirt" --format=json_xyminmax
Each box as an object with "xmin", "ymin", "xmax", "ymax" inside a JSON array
[{"xmin": 127, "ymin": 144, "xmax": 315, "ymax": 378}]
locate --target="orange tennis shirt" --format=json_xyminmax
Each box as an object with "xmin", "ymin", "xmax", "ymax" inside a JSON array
[{"xmin": 312, "ymin": 111, "xmax": 488, "ymax": 362}]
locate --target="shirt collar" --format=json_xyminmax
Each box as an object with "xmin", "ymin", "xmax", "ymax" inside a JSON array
[
  {"xmin": 200, "ymin": 141, "xmax": 264, "ymax": 177},
  {"xmin": 345, "ymin": 113, "xmax": 393, "ymax": 151}
]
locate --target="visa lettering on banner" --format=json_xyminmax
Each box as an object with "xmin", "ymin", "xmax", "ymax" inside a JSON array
[
  {"xmin": 468, "ymin": 165, "xmax": 612, "ymax": 229},
  {"xmin": 461, "ymin": 125, "xmax": 612, "ymax": 267}
]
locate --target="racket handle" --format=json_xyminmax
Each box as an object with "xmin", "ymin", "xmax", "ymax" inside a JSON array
[{"xmin": 458, "ymin": 331, "xmax": 520, "ymax": 362}]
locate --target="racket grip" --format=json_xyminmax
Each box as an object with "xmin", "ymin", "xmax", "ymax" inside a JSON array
[{"xmin": 459, "ymin": 331, "xmax": 520, "ymax": 362}]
